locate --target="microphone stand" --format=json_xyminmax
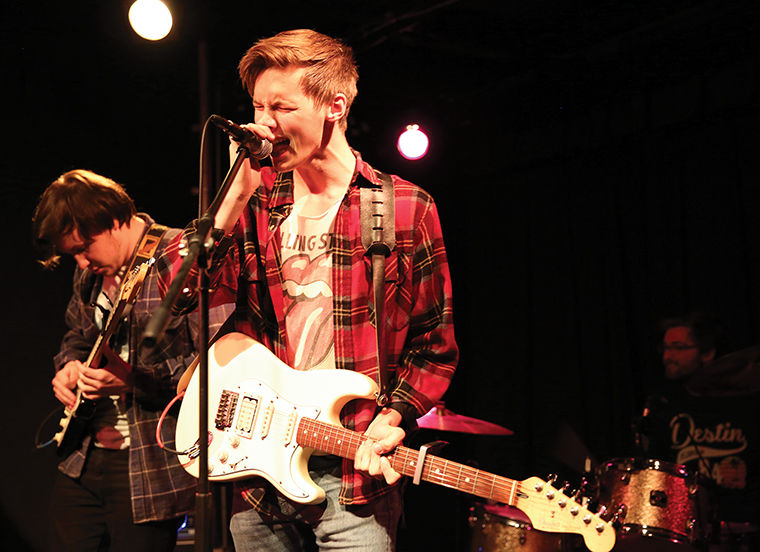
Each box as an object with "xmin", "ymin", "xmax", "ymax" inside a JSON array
[{"xmin": 142, "ymin": 142, "xmax": 254, "ymax": 552}]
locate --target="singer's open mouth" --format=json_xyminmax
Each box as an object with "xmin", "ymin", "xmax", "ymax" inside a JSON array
[{"xmin": 272, "ymin": 138, "xmax": 290, "ymax": 155}]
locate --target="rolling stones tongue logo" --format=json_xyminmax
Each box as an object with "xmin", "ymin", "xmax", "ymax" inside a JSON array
[{"xmin": 281, "ymin": 252, "xmax": 333, "ymax": 370}]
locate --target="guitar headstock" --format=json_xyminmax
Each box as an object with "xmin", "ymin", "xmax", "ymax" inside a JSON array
[
  {"xmin": 515, "ymin": 476, "xmax": 616, "ymax": 552},
  {"xmin": 120, "ymin": 258, "xmax": 155, "ymax": 304}
]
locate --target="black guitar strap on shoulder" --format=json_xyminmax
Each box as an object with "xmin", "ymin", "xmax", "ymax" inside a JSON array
[{"xmin": 360, "ymin": 171, "xmax": 395, "ymax": 407}]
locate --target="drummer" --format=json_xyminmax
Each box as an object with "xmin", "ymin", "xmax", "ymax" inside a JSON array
[{"xmin": 634, "ymin": 312, "xmax": 760, "ymax": 550}]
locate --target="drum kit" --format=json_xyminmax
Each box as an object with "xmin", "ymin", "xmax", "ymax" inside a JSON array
[{"xmin": 417, "ymin": 403, "xmax": 714, "ymax": 552}]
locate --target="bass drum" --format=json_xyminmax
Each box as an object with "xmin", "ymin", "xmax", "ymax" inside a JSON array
[
  {"xmin": 596, "ymin": 458, "xmax": 710, "ymax": 551},
  {"xmin": 468, "ymin": 502, "xmax": 570, "ymax": 551}
]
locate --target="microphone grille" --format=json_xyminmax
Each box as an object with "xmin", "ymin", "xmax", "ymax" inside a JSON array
[{"xmin": 250, "ymin": 139, "xmax": 273, "ymax": 160}]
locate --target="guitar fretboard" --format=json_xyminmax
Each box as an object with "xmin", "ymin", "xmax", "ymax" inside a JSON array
[{"xmin": 296, "ymin": 417, "xmax": 520, "ymax": 504}]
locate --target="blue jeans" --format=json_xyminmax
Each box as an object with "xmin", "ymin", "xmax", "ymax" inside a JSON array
[{"xmin": 230, "ymin": 461, "xmax": 402, "ymax": 552}]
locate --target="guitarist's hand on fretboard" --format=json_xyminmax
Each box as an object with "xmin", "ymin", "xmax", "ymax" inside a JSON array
[
  {"xmin": 355, "ymin": 407, "xmax": 405, "ymax": 485},
  {"xmin": 78, "ymin": 346, "xmax": 133, "ymax": 399}
]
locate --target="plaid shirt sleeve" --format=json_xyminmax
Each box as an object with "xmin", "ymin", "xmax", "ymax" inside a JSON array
[
  {"xmin": 387, "ymin": 179, "xmax": 458, "ymax": 425},
  {"xmin": 332, "ymin": 166, "xmax": 459, "ymax": 505}
]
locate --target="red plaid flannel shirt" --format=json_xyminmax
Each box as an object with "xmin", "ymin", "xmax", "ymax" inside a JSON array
[{"xmin": 160, "ymin": 155, "xmax": 458, "ymax": 505}]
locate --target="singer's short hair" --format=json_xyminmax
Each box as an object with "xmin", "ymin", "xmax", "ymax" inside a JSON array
[
  {"xmin": 32, "ymin": 169, "xmax": 136, "ymax": 269},
  {"xmin": 238, "ymin": 29, "xmax": 358, "ymax": 129}
]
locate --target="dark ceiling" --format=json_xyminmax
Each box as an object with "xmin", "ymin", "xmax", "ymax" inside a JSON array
[{"xmin": 3, "ymin": 0, "xmax": 759, "ymax": 210}]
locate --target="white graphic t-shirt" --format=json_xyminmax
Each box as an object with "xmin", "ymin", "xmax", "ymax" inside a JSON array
[{"xmin": 280, "ymin": 195, "xmax": 341, "ymax": 371}]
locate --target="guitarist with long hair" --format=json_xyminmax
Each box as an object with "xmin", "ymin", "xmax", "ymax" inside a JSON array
[{"xmin": 33, "ymin": 169, "xmax": 230, "ymax": 552}]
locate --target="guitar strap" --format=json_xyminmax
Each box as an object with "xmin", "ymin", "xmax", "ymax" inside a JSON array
[
  {"xmin": 360, "ymin": 171, "xmax": 395, "ymax": 407},
  {"xmin": 115, "ymin": 223, "xmax": 168, "ymax": 323},
  {"xmin": 104, "ymin": 224, "xmax": 168, "ymax": 330},
  {"xmin": 127, "ymin": 223, "xmax": 169, "ymax": 274}
]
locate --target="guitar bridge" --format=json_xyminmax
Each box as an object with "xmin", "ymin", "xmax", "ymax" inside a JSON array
[{"xmin": 215, "ymin": 390, "xmax": 239, "ymax": 430}]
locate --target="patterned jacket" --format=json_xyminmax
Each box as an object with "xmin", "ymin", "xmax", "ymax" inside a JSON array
[{"xmin": 54, "ymin": 214, "xmax": 231, "ymax": 522}]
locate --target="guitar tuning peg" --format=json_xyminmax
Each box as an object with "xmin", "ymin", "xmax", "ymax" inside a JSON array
[
  {"xmin": 614, "ymin": 503, "xmax": 627, "ymax": 523},
  {"xmin": 597, "ymin": 505, "xmax": 608, "ymax": 517},
  {"xmin": 545, "ymin": 473, "xmax": 558, "ymax": 485}
]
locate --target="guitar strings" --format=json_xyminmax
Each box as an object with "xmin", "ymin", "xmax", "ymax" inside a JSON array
[{"xmin": 297, "ymin": 416, "xmax": 609, "ymax": 536}]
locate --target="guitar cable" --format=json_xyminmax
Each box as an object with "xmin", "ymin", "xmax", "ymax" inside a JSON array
[
  {"xmin": 34, "ymin": 405, "xmax": 65, "ymax": 449},
  {"xmin": 156, "ymin": 391, "xmax": 194, "ymax": 456}
]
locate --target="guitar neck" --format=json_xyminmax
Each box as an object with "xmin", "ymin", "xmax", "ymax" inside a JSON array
[
  {"xmin": 297, "ymin": 417, "xmax": 520, "ymax": 505},
  {"xmin": 72, "ymin": 294, "xmax": 131, "ymax": 410}
]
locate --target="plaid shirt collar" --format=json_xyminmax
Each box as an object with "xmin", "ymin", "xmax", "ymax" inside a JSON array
[{"xmin": 266, "ymin": 150, "xmax": 382, "ymax": 209}]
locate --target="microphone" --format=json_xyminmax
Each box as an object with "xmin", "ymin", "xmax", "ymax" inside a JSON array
[{"xmin": 209, "ymin": 114, "xmax": 273, "ymax": 159}]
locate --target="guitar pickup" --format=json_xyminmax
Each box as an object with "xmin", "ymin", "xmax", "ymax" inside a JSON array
[
  {"xmin": 234, "ymin": 395, "xmax": 259, "ymax": 437},
  {"xmin": 73, "ymin": 397, "xmax": 98, "ymax": 420},
  {"xmin": 214, "ymin": 390, "xmax": 239, "ymax": 430}
]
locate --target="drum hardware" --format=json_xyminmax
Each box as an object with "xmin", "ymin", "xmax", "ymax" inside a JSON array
[
  {"xmin": 613, "ymin": 503, "xmax": 627, "ymax": 521},
  {"xmin": 649, "ymin": 489, "xmax": 667, "ymax": 507},
  {"xmin": 686, "ymin": 473, "xmax": 700, "ymax": 496},
  {"xmin": 685, "ymin": 517, "xmax": 697, "ymax": 536}
]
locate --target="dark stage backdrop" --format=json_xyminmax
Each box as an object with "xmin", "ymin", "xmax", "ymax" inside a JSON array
[{"xmin": 3, "ymin": 2, "xmax": 760, "ymax": 550}]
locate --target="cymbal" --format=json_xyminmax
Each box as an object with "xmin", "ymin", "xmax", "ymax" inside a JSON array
[
  {"xmin": 416, "ymin": 402, "xmax": 513, "ymax": 435},
  {"xmin": 688, "ymin": 345, "xmax": 760, "ymax": 396}
]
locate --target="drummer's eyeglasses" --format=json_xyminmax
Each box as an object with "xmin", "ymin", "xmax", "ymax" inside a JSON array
[{"xmin": 659, "ymin": 343, "xmax": 698, "ymax": 353}]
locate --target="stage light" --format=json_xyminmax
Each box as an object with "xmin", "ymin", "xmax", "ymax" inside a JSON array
[
  {"xmin": 397, "ymin": 124, "xmax": 429, "ymax": 160},
  {"xmin": 129, "ymin": 0, "xmax": 173, "ymax": 41}
]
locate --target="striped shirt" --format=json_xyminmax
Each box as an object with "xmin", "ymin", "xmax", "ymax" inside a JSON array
[{"xmin": 160, "ymin": 155, "xmax": 458, "ymax": 506}]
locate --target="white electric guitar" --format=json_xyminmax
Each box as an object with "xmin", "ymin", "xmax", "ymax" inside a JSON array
[{"xmin": 176, "ymin": 333, "xmax": 615, "ymax": 552}]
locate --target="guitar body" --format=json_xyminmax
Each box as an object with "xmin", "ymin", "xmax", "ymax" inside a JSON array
[
  {"xmin": 175, "ymin": 332, "xmax": 378, "ymax": 504},
  {"xmin": 54, "ymin": 397, "xmax": 98, "ymax": 457}
]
